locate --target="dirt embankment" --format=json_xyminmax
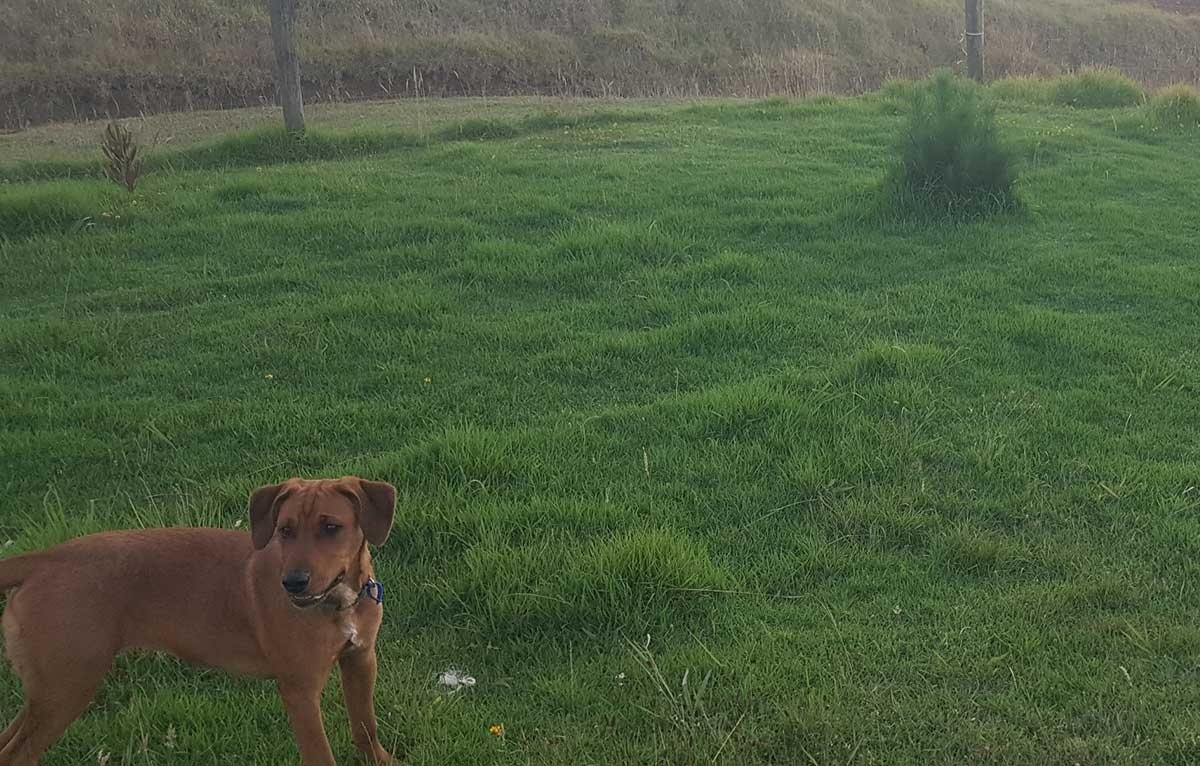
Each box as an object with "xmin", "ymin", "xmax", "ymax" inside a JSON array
[{"xmin": 2, "ymin": 0, "xmax": 1198, "ymax": 129}]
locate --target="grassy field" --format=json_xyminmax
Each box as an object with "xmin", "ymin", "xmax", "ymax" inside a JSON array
[
  {"xmin": 0, "ymin": 97, "xmax": 680, "ymax": 166},
  {"xmin": 3, "ymin": 87, "xmax": 1200, "ymax": 764},
  {"xmin": 3, "ymin": 0, "xmax": 1200, "ymax": 127}
]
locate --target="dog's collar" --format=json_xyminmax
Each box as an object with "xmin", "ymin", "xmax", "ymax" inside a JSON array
[
  {"xmin": 357, "ymin": 578, "xmax": 385, "ymax": 606},
  {"xmin": 339, "ymin": 577, "xmax": 384, "ymax": 611},
  {"xmin": 343, "ymin": 537, "xmax": 383, "ymax": 609}
]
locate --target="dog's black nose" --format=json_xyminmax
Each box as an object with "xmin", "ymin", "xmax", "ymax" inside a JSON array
[{"xmin": 282, "ymin": 570, "xmax": 311, "ymax": 595}]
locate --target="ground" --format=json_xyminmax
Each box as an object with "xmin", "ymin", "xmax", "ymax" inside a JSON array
[
  {"xmin": 2, "ymin": 92, "xmax": 1200, "ymax": 764},
  {"xmin": 1129, "ymin": 0, "xmax": 1200, "ymax": 13}
]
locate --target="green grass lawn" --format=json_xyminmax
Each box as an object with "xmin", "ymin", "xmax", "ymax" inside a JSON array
[{"xmin": 2, "ymin": 91, "xmax": 1200, "ymax": 764}]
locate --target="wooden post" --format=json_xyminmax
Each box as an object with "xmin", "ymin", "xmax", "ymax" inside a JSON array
[
  {"xmin": 965, "ymin": 0, "xmax": 985, "ymax": 82},
  {"xmin": 268, "ymin": 0, "xmax": 305, "ymax": 133}
]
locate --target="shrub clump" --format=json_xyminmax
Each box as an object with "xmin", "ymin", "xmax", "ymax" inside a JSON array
[
  {"xmin": 889, "ymin": 71, "xmax": 1017, "ymax": 214},
  {"xmin": 988, "ymin": 76, "xmax": 1053, "ymax": 104},
  {"xmin": 1051, "ymin": 69, "xmax": 1144, "ymax": 109},
  {"xmin": 1148, "ymin": 85, "xmax": 1200, "ymax": 130}
]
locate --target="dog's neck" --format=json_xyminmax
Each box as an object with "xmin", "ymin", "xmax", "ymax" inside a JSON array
[
  {"xmin": 316, "ymin": 540, "xmax": 374, "ymax": 613},
  {"xmin": 318, "ymin": 542, "xmax": 375, "ymax": 649}
]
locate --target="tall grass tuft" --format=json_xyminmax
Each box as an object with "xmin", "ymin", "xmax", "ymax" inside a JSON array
[
  {"xmin": 0, "ymin": 184, "xmax": 104, "ymax": 239},
  {"xmin": 1148, "ymin": 84, "xmax": 1200, "ymax": 130},
  {"xmin": 1050, "ymin": 69, "xmax": 1144, "ymax": 109}
]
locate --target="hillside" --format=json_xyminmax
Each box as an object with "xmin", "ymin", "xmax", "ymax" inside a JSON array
[{"xmin": 3, "ymin": 0, "xmax": 1200, "ymax": 127}]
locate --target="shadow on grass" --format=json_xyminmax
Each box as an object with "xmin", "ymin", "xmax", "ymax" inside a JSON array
[{"xmin": 0, "ymin": 110, "xmax": 659, "ymax": 183}]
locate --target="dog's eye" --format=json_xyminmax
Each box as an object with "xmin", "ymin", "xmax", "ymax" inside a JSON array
[
  {"xmin": 322, "ymin": 523, "xmax": 342, "ymax": 536},
  {"xmin": 279, "ymin": 526, "xmax": 295, "ymax": 539}
]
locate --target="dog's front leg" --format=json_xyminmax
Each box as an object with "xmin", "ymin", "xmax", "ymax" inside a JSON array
[
  {"xmin": 279, "ymin": 680, "xmax": 336, "ymax": 766},
  {"xmin": 339, "ymin": 647, "xmax": 395, "ymax": 764}
]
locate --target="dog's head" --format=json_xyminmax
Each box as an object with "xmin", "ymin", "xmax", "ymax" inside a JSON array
[{"xmin": 247, "ymin": 476, "xmax": 396, "ymax": 608}]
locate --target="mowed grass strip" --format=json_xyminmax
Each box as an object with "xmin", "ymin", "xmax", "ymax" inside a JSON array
[{"xmin": 2, "ymin": 93, "xmax": 1200, "ymax": 764}]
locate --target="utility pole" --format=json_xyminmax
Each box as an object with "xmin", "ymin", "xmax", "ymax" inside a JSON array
[
  {"xmin": 965, "ymin": 0, "xmax": 985, "ymax": 82},
  {"xmin": 268, "ymin": 0, "xmax": 305, "ymax": 133}
]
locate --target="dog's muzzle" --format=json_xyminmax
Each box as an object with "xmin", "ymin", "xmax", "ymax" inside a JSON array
[
  {"xmin": 287, "ymin": 572, "xmax": 345, "ymax": 609},
  {"xmin": 282, "ymin": 570, "xmax": 311, "ymax": 596}
]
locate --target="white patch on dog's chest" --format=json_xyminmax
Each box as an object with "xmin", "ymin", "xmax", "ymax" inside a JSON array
[
  {"xmin": 339, "ymin": 613, "xmax": 360, "ymax": 646},
  {"xmin": 323, "ymin": 583, "xmax": 363, "ymax": 648}
]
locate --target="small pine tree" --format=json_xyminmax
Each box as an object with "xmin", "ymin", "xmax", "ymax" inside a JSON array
[{"xmin": 892, "ymin": 72, "xmax": 1017, "ymax": 213}]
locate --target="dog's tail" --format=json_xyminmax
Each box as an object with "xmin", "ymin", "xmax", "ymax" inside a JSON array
[{"xmin": 0, "ymin": 552, "xmax": 45, "ymax": 591}]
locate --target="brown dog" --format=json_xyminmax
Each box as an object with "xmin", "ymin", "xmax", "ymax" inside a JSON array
[{"xmin": 0, "ymin": 476, "xmax": 397, "ymax": 765}]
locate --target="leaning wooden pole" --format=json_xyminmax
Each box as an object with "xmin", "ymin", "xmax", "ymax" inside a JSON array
[
  {"xmin": 268, "ymin": 0, "xmax": 305, "ymax": 133},
  {"xmin": 965, "ymin": 0, "xmax": 985, "ymax": 82}
]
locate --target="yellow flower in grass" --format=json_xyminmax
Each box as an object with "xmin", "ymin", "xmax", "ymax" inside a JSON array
[{"xmin": 489, "ymin": 724, "xmax": 505, "ymax": 738}]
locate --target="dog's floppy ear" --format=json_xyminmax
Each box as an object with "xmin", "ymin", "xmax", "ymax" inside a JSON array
[
  {"xmin": 248, "ymin": 482, "xmax": 289, "ymax": 550},
  {"xmin": 345, "ymin": 477, "xmax": 396, "ymax": 546}
]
